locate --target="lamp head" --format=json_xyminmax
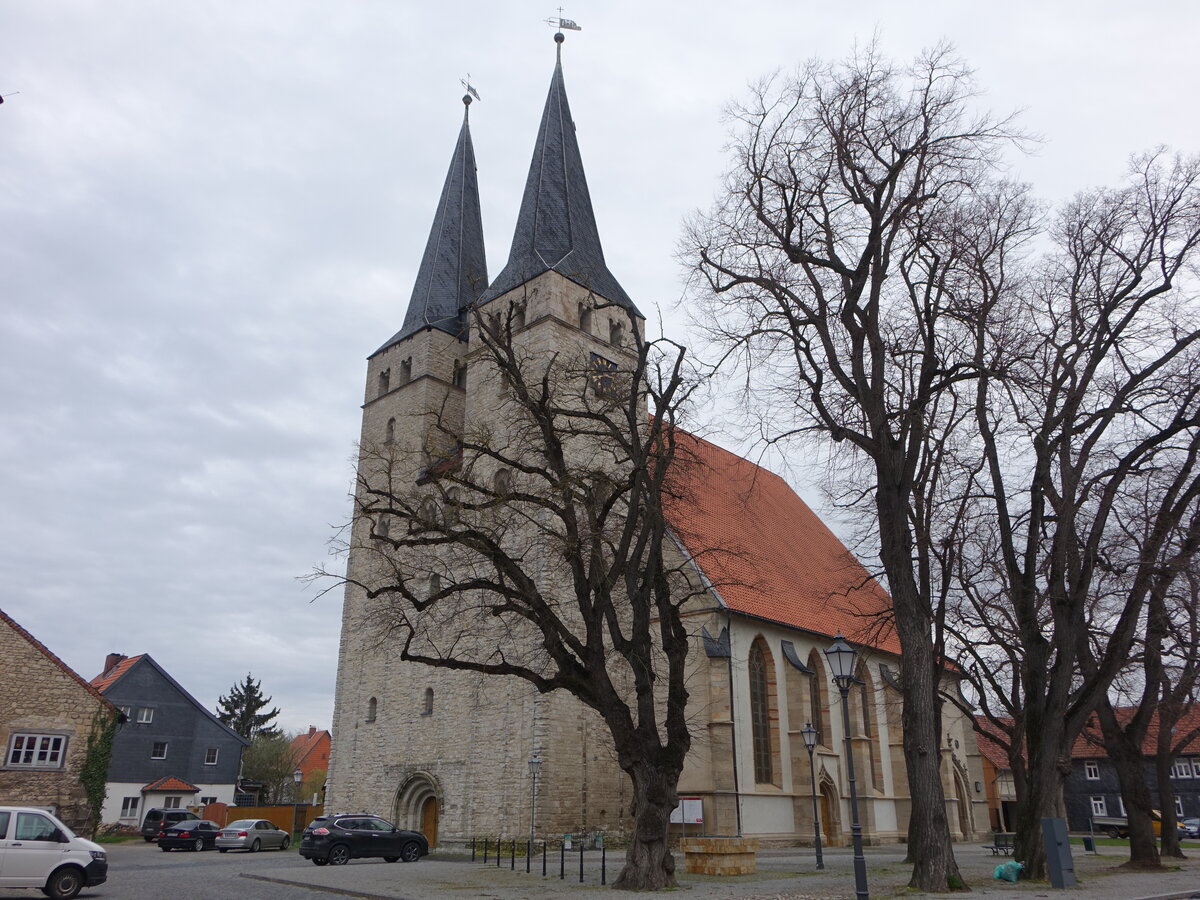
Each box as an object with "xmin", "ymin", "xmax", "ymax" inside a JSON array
[
  {"xmin": 801, "ymin": 722, "xmax": 818, "ymax": 750},
  {"xmin": 824, "ymin": 634, "xmax": 857, "ymax": 685},
  {"xmin": 528, "ymin": 756, "xmax": 542, "ymax": 777}
]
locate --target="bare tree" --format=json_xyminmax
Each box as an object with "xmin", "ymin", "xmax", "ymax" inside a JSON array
[
  {"xmin": 684, "ymin": 43, "xmax": 1023, "ymax": 891},
  {"xmin": 321, "ymin": 300, "xmax": 705, "ymax": 891}
]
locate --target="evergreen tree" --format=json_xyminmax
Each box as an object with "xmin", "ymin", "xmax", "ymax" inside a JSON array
[{"xmin": 216, "ymin": 673, "xmax": 280, "ymax": 740}]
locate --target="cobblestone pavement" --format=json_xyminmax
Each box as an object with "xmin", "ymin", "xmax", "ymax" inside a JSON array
[{"xmin": 105, "ymin": 838, "xmax": 1200, "ymax": 899}]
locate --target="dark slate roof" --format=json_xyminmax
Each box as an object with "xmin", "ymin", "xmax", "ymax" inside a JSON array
[
  {"xmin": 479, "ymin": 40, "xmax": 639, "ymax": 314},
  {"xmin": 375, "ymin": 103, "xmax": 488, "ymax": 355}
]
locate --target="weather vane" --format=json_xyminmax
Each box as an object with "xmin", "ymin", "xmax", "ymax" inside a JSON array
[
  {"xmin": 0, "ymin": 90, "xmax": 19, "ymax": 105},
  {"xmin": 544, "ymin": 7, "xmax": 581, "ymax": 31},
  {"xmin": 460, "ymin": 75, "xmax": 480, "ymax": 103}
]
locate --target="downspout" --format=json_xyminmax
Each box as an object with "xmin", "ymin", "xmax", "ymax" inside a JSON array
[{"xmin": 727, "ymin": 613, "xmax": 742, "ymax": 837}]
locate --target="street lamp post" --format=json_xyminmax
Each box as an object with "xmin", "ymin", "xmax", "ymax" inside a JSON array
[
  {"xmin": 292, "ymin": 768, "xmax": 304, "ymax": 837},
  {"xmin": 825, "ymin": 635, "xmax": 869, "ymax": 900},
  {"xmin": 801, "ymin": 722, "xmax": 824, "ymax": 870},
  {"xmin": 528, "ymin": 756, "xmax": 542, "ymax": 853}
]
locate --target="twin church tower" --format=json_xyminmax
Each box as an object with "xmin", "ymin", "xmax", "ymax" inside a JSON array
[{"xmin": 325, "ymin": 33, "xmax": 645, "ymax": 842}]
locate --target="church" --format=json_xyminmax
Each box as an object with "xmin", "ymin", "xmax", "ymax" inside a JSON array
[{"xmin": 325, "ymin": 32, "xmax": 988, "ymax": 849}]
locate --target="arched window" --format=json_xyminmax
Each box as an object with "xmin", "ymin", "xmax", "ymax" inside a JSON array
[
  {"xmin": 418, "ymin": 497, "xmax": 439, "ymax": 527},
  {"xmin": 749, "ymin": 640, "xmax": 773, "ymax": 784},
  {"xmin": 428, "ymin": 572, "xmax": 441, "ymax": 596},
  {"xmin": 385, "ymin": 418, "xmax": 396, "ymax": 444},
  {"xmin": 444, "ymin": 489, "xmax": 460, "ymax": 525},
  {"xmin": 513, "ymin": 302, "xmax": 526, "ymax": 330},
  {"xmin": 422, "ymin": 688, "xmax": 434, "ymax": 716},
  {"xmin": 579, "ymin": 304, "xmax": 593, "ymax": 333},
  {"xmin": 807, "ymin": 650, "xmax": 828, "ymax": 747},
  {"xmin": 452, "ymin": 360, "xmax": 466, "ymax": 388},
  {"xmin": 376, "ymin": 516, "xmax": 390, "ymax": 540},
  {"xmin": 493, "ymin": 468, "xmax": 512, "ymax": 496},
  {"xmin": 366, "ymin": 697, "xmax": 377, "ymax": 723},
  {"xmin": 378, "ymin": 368, "xmax": 390, "ymax": 396},
  {"xmin": 399, "ymin": 358, "xmax": 412, "ymax": 385},
  {"xmin": 858, "ymin": 667, "xmax": 883, "ymax": 790},
  {"xmin": 609, "ymin": 320, "xmax": 624, "ymax": 346}
]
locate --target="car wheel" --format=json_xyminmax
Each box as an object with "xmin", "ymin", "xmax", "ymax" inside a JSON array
[
  {"xmin": 160, "ymin": 845, "xmax": 171, "ymax": 851},
  {"xmin": 328, "ymin": 844, "xmax": 351, "ymax": 866},
  {"xmin": 400, "ymin": 841, "xmax": 421, "ymax": 863},
  {"xmin": 143, "ymin": 836, "xmax": 154, "ymax": 843},
  {"xmin": 384, "ymin": 856, "xmax": 399, "ymax": 863},
  {"xmin": 280, "ymin": 836, "xmax": 290, "ymax": 851},
  {"xmin": 1105, "ymin": 827, "xmax": 1120, "ymax": 839},
  {"xmin": 250, "ymin": 838, "xmax": 261, "ymax": 852},
  {"xmin": 192, "ymin": 838, "xmax": 204, "ymax": 852},
  {"xmin": 312, "ymin": 857, "xmax": 328, "ymax": 866},
  {"xmin": 44, "ymin": 867, "xmax": 84, "ymax": 900},
  {"xmin": 218, "ymin": 848, "xmax": 228, "ymax": 853}
]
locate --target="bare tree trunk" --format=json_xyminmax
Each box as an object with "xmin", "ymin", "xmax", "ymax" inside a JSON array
[
  {"xmin": 1099, "ymin": 710, "xmax": 1163, "ymax": 869},
  {"xmin": 613, "ymin": 758, "xmax": 681, "ymax": 890}
]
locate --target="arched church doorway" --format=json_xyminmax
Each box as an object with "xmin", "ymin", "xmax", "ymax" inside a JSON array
[
  {"xmin": 953, "ymin": 770, "xmax": 974, "ymax": 840},
  {"xmin": 421, "ymin": 797, "xmax": 439, "ymax": 848},
  {"xmin": 819, "ymin": 780, "xmax": 840, "ymax": 847},
  {"xmin": 394, "ymin": 773, "xmax": 441, "ymax": 849}
]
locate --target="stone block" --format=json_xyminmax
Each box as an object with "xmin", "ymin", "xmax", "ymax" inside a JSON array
[{"xmin": 678, "ymin": 836, "xmax": 761, "ymax": 875}]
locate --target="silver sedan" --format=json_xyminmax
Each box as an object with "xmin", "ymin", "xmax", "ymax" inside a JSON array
[{"xmin": 215, "ymin": 819, "xmax": 292, "ymax": 852}]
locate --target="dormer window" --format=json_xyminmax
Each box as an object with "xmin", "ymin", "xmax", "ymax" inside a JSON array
[{"xmin": 378, "ymin": 368, "xmax": 390, "ymax": 396}]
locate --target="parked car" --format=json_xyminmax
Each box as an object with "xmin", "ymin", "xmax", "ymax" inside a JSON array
[
  {"xmin": 215, "ymin": 819, "xmax": 291, "ymax": 852},
  {"xmin": 158, "ymin": 819, "xmax": 221, "ymax": 852},
  {"xmin": 0, "ymin": 806, "xmax": 107, "ymax": 899},
  {"xmin": 1179, "ymin": 817, "xmax": 1200, "ymax": 838},
  {"xmin": 299, "ymin": 813, "xmax": 428, "ymax": 866},
  {"xmin": 140, "ymin": 807, "xmax": 200, "ymax": 842}
]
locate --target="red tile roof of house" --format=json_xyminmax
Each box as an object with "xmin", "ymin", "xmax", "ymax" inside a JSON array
[
  {"xmin": 1072, "ymin": 706, "xmax": 1200, "ymax": 758},
  {"xmin": 0, "ymin": 607, "xmax": 119, "ymax": 715},
  {"xmin": 290, "ymin": 727, "xmax": 331, "ymax": 777},
  {"xmin": 143, "ymin": 776, "xmax": 199, "ymax": 793},
  {"xmin": 663, "ymin": 431, "xmax": 900, "ymax": 655},
  {"xmin": 974, "ymin": 716, "xmax": 1018, "ymax": 769},
  {"xmin": 90, "ymin": 654, "xmax": 144, "ymax": 693}
]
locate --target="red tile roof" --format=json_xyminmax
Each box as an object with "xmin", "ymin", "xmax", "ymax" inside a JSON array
[
  {"xmin": 974, "ymin": 716, "xmax": 1018, "ymax": 768},
  {"xmin": 1072, "ymin": 706, "xmax": 1200, "ymax": 758},
  {"xmin": 90, "ymin": 654, "xmax": 143, "ymax": 692},
  {"xmin": 663, "ymin": 431, "xmax": 900, "ymax": 654},
  {"xmin": 290, "ymin": 728, "xmax": 331, "ymax": 778},
  {"xmin": 142, "ymin": 776, "xmax": 199, "ymax": 793},
  {"xmin": 0, "ymin": 607, "xmax": 119, "ymax": 714}
]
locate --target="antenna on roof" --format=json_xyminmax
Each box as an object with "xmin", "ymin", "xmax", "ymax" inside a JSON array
[{"xmin": 544, "ymin": 7, "xmax": 581, "ymax": 31}]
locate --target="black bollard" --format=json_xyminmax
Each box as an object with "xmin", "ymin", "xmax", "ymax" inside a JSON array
[
  {"xmin": 602, "ymin": 844, "xmax": 606, "ymax": 885},
  {"xmin": 510, "ymin": 838, "xmax": 515, "ymax": 870},
  {"xmin": 483, "ymin": 837, "xmax": 488, "ymax": 864},
  {"xmin": 579, "ymin": 843, "xmax": 584, "ymax": 883},
  {"xmin": 542, "ymin": 841, "xmax": 547, "ymax": 877},
  {"xmin": 560, "ymin": 842, "xmax": 565, "ymax": 879},
  {"xmin": 496, "ymin": 837, "xmax": 501, "ymax": 868},
  {"xmin": 526, "ymin": 839, "xmax": 531, "ymax": 873},
  {"xmin": 471, "ymin": 837, "xmax": 476, "ymax": 862}
]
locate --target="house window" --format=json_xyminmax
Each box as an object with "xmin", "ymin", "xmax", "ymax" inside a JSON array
[
  {"xmin": 1177, "ymin": 796, "xmax": 1185, "ymax": 817},
  {"xmin": 120, "ymin": 797, "xmax": 139, "ymax": 819},
  {"xmin": 119, "ymin": 706, "xmax": 131, "ymax": 719},
  {"xmin": 1090, "ymin": 796, "xmax": 1107, "ymax": 817},
  {"xmin": 151, "ymin": 742, "xmax": 168, "ymax": 760},
  {"xmin": 366, "ymin": 697, "xmax": 377, "ymax": 723},
  {"xmin": 1118, "ymin": 796, "xmax": 1126, "ymax": 816},
  {"xmin": 749, "ymin": 642, "xmax": 773, "ymax": 784},
  {"xmin": 1085, "ymin": 760, "xmax": 1100, "ymax": 780},
  {"xmin": 7, "ymin": 733, "xmax": 66, "ymax": 768},
  {"xmin": 1173, "ymin": 759, "xmax": 1193, "ymax": 779},
  {"xmin": 422, "ymin": 687, "xmax": 434, "ymax": 716},
  {"xmin": 200, "ymin": 796, "xmax": 217, "ymax": 806},
  {"xmin": 163, "ymin": 796, "xmax": 181, "ymax": 809},
  {"xmin": 1193, "ymin": 759, "xmax": 1200, "ymax": 779},
  {"xmin": 204, "ymin": 748, "xmax": 219, "ymax": 766},
  {"xmin": 136, "ymin": 707, "xmax": 154, "ymax": 724}
]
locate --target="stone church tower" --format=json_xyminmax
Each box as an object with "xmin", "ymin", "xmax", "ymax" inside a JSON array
[
  {"xmin": 326, "ymin": 34, "xmax": 991, "ymax": 851},
  {"xmin": 326, "ymin": 34, "xmax": 642, "ymax": 844}
]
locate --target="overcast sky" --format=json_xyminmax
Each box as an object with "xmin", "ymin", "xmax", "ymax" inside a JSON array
[{"xmin": 2, "ymin": 1, "xmax": 1196, "ymax": 734}]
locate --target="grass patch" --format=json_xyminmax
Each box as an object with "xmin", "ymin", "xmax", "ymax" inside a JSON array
[{"xmin": 95, "ymin": 834, "xmax": 140, "ymax": 844}]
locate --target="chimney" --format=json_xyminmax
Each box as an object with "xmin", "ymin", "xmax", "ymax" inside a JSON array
[
  {"xmin": 104, "ymin": 653, "xmax": 125, "ymax": 674},
  {"xmin": 308, "ymin": 726, "xmax": 316, "ymax": 736}
]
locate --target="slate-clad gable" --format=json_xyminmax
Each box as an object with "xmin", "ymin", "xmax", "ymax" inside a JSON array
[{"xmin": 479, "ymin": 43, "xmax": 638, "ymax": 313}]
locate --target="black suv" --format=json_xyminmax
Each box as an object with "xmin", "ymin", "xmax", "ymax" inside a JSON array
[
  {"xmin": 140, "ymin": 808, "xmax": 200, "ymax": 842},
  {"xmin": 299, "ymin": 814, "xmax": 428, "ymax": 866}
]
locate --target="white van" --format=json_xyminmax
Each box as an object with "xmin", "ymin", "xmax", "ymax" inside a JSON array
[{"xmin": 0, "ymin": 807, "xmax": 107, "ymax": 899}]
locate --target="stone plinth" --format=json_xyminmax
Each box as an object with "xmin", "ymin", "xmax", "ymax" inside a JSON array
[{"xmin": 678, "ymin": 836, "xmax": 761, "ymax": 875}]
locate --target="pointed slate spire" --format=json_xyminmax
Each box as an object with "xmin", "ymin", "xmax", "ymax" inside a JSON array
[
  {"xmin": 376, "ymin": 97, "xmax": 488, "ymax": 354},
  {"xmin": 479, "ymin": 34, "xmax": 638, "ymax": 314}
]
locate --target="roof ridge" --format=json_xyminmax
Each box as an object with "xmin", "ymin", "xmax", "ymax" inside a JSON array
[{"xmin": 0, "ymin": 607, "xmax": 119, "ymax": 714}]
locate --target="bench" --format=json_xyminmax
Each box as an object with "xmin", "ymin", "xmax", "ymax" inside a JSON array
[{"xmin": 983, "ymin": 832, "xmax": 1015, "ymax": 856}]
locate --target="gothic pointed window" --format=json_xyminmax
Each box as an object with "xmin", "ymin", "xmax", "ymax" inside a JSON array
[{"xmin": 749, "ymin": 640, "xmax": 773, "ymax": 784}]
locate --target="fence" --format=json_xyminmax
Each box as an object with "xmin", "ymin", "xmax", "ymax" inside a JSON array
[
  {"xmin": 470, "ymin": 837, "xmax": 610, "ymax": 885},
  {"xmin": 198, "ymin": 803, "xmax": 323, "ymax": 833}
]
